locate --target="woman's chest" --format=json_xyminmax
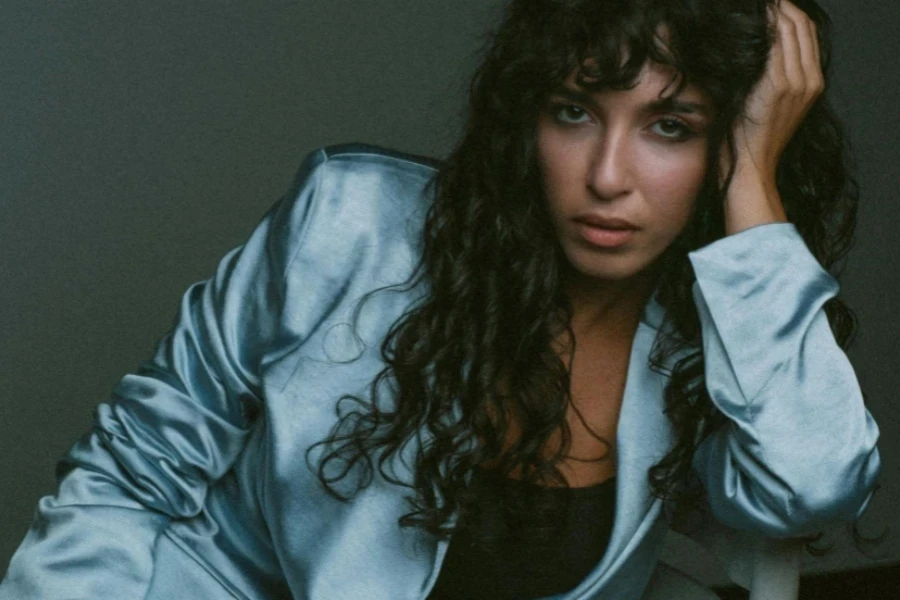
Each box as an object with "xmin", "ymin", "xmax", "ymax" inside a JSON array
[
  {"xmin": 493, "ymin": 332, "xmax": 635, "ymax": 488},
  {"xmin": 562, "ymin": 339, "xmax": 632, "ymax": 485}
]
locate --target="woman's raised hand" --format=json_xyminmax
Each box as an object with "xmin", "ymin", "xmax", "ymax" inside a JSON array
[{"xmin": 721, "ymin": 0, "xmax": 825, "ymax": 236}]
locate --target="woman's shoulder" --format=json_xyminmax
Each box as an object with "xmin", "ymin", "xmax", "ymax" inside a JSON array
[
  {"xmin": 320, "ymin": 142, "xmax": 444, "ymax": 172},
  {"xmin": 280, "ymin": 143, "xmax": 441, "ymax": 235},
  {"xmin": 296, "ymin": 142, "xmax": 443, "ymax": 197},
  {"xmin": 266, "ymin": 143, "xmax": 437, "ymax": 288}
]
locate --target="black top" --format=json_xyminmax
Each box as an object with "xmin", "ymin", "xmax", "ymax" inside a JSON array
[{"xmin": 427, "ymin": 467, "xmax": 617, "ymax": 600}]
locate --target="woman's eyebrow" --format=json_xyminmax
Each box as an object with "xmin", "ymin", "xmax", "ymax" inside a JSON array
[{"xmin": 551, "ymin": 85, "xmax": 713, "ymax": 118}]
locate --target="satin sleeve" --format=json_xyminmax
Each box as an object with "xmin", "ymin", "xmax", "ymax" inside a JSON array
[
  {"xmin": 0, "ymin": 149, "xmax": 328, "ymax": 599},
  {"xmin": 688, "ymin": 222, "xmax": 881, "ymax": 537}
]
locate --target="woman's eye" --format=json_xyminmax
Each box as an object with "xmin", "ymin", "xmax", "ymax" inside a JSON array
[
  {"xmin": 651, "ymin": 118, "xmax": 694, "ymax": 141},
  {"xmin": 551, "ymin": 104, "xmax": 591, "ymax": 125}
]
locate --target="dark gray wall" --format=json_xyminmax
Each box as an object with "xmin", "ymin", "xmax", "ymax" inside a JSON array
[{"xmin": 1, "ymin": 0, "xmax": 898, "ymax": 583}]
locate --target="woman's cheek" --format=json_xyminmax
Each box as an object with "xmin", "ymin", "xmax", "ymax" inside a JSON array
[{"xmin": 647, "ymin": 150, "xmax": 705, "ymax": 206}]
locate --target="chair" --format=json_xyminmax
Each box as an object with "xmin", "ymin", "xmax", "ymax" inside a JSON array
[{"xmin": 644, "ymin": 525, "xmax": 805, "ymax": 600}]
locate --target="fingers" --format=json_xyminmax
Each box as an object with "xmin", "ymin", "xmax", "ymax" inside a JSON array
[
  {"xmin": 775, "ymin": 7, "xmax": 803, "ymax": 89},
  {"xmin": 810, "ymin": 17, "xmax": 821, "ymax": 70},
  {"xmin": 773, "ymin": 0, "xmax": 824, "ymax": 98}
]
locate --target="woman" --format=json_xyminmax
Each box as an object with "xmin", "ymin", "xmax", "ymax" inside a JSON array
[{"xmin": 0, "ymin": 0, "xmax": 881, "ymax": 598}]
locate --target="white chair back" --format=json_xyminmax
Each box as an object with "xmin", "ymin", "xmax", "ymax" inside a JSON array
[{"xmin": 651, "ymin": 523, "xmax": 805, "ymax": 600}]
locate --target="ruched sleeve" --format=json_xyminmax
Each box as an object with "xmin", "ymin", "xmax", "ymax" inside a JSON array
[
  {"xmin": 688, "ymin": 222, "xmax": 881, "ymax": 537},
  {"xmin": 0, "ymin": 149, "xmax": 328, "ymax": 599}
]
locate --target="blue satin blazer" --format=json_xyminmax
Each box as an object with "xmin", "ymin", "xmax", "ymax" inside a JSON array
[{"xmin": 1, "ymin": 144, "xmax": 881, "ymax": 600}]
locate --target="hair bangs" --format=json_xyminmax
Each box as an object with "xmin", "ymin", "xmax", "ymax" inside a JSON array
[{"xmin": 505, "ymin": 0, "xmax": 695, "ymax": 113}]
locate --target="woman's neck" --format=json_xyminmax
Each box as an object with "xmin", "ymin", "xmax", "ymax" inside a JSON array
[{"xmin": 563, "ymin": 270, "xmax": 658, "ymax": 339}]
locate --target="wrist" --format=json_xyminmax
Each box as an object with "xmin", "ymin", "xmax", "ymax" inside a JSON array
[{"xmin": 722, "ymin": 169, "xmax": 787, "ymax": 236}]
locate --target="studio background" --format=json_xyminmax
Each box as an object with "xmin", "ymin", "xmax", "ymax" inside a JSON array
[{"xmin": 2, "ymin": 0, "xmax": 898, "ymax": 587}]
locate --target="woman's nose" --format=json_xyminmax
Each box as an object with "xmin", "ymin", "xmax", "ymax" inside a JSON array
[{"xmin": 587, "ymin": 130, "xmax": 633, "ymax": 201}]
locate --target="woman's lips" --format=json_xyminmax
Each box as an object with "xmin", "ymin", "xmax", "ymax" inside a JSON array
[
  {"xmin": 575, "ymin": 214, "xmax": 638, "ymax": 229},
  {"xmin": 576, "ymin": 223, "xmax": 636, "ymax": 248},
  {"xmin": 573, "ymin": 215, "xmax": 638, "ymax": 248}
]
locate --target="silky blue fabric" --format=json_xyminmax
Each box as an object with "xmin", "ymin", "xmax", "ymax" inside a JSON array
[{"xmin": 0, "ymin": 144, "xmax": 881, "ymax": 600}]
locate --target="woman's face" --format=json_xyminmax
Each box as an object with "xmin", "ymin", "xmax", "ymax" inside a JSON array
[{"xmin": 536, "ymin": 60, "xmax": 714, "ymax": 288}]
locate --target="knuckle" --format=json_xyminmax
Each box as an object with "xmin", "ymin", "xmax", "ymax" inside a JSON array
[
  {"xmin": 774, "ymin": 73, "xmax": 790, "ymax": 91},
  {"xmin": 780, "ymin": 14, "xmax": 798, "ymax": 32}
]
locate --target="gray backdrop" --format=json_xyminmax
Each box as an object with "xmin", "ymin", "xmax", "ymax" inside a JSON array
[{"xmin": 2, "ymin": 0, "xmax": 898, "ymax": 583}]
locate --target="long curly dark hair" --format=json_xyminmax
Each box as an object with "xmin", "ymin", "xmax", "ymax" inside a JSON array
[{"xmin": 307, "ymin": 0, "xmax": 862, "ymax": 548}]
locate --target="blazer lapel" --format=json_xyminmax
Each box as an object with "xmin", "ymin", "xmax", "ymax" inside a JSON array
[
  {"xmin": 550, "ymin": 291, "xmax": 681, "ymax": 598},
  {"xmin": 424, "ymin": 292, "xmax": 682, "ymax": 600}
]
